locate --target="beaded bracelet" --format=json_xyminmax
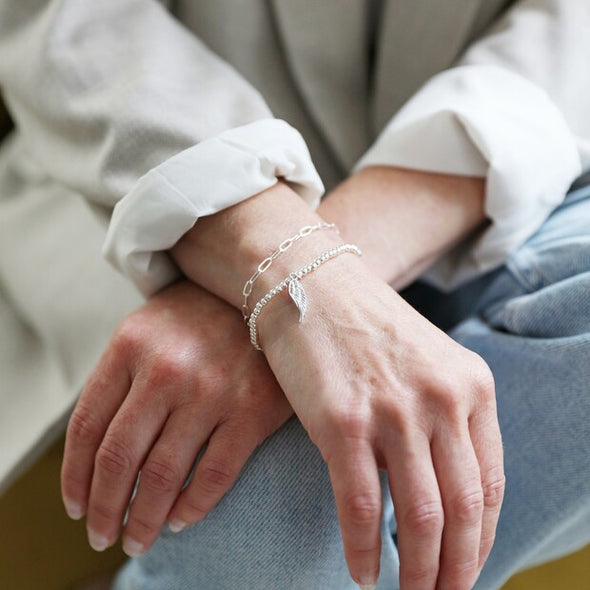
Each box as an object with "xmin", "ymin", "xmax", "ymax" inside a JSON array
[
  {"xmin": 246, "ymin": 243, "xmax": 362, "ymax": 350},
  {"xmin": 241, "ymin": 222, "xmax": 337, "ymax": 319}
]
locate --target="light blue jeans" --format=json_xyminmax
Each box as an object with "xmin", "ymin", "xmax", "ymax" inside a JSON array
[{"xmin": 114, "ymin": 182, "xmax": 590, "ymax": 590}]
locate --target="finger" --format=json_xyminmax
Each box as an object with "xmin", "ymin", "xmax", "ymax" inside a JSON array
[
  {"xmin": 432, "ymin": 428, "xmax": 483, "ymax": 590},
  {"xmin": 327, "ymin": 440, "xmax": 382, "ymax": 589},
  {"xmin": 61, "ymin": 347, "xmax": 131, "ymax": 521},
  {"xmin": 469, "ymin": 403, "xmax": 505, "ymax": 570},
  {"xmin": 121, "ymin": 407, "xmax": 213, "ymax": 556},
  {"xmin": 166, "ymin": 420, "xmax": 260, "ymax": 531},
  {"xmin": 85, "ymin": 382, "xmax": 168, "ymax": 552},
  {"xmin": 385, "ymin": 433, "xmax": 443, "ymax": 590}
]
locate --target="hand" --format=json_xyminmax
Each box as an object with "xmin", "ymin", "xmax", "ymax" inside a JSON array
[
  {"xmin": 61, "ymin": 280, "xmax": 292, "ymax": 556},
  {"xmin": 258, "ymin": 257, "xmax": 504, "ymax": 590},
  {"xmin": 168, "ymin": 171, "xmax": 501, "ymax": 588}
]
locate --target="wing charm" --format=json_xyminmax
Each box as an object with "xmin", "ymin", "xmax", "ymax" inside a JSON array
[{"xmin": 288, "ymin": 276, "xmax": 308, "ymax": 322}]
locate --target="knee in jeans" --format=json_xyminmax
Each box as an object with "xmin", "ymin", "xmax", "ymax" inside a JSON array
[{"xmin": 486, "ymin": 260, "xmax": 590, "ymax": 340}]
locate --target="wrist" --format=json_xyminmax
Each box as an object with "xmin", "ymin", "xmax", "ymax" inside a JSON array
[
  {"xmin": 170, "ymin": 181, "xmax": 339, "ymax": 310},
  {"xmin": 255, "ymin": 248, "xmax": 368, "ymax": 351},
  {"xmin": 249, "ymin": 242, "xmax": 363, "ymax": 349}
]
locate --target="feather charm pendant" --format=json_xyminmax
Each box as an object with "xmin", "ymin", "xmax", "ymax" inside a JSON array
[{"xmin": 288, "ymin": 275, "xmax": 308, "ymax": 322}]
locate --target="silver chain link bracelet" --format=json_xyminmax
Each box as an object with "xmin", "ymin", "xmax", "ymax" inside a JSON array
[
  {"xmin": 246, "ymin": 243, "xmax": 362, "ymax": 350},
  {"xmin": 241, "ymin": 222, "xmax": 338, "ymax": 319}
]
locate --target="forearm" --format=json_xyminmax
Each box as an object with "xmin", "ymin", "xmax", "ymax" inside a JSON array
[
  {"xmin": 318, "ymin": 166, "xmax": 487, "ymax": 289},
  {"xmin": 170, "ymin": 168, "xmax": 486, "ymax": 310}
]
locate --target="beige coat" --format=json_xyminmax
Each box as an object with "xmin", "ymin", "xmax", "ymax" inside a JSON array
[{"xmin": 1, "ymin": 0, "xmax": 589, "ymax": 492}]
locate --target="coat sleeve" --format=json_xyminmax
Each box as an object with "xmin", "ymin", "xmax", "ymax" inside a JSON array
[
  {"xmin": 0, "ymin": 0, "xmax": 323, "ymax": 295},
  {"xmin": 355, "ymin": 0, "xmax": 588, "ymax": 290}
]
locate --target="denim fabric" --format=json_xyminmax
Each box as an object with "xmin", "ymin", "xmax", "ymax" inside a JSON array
[{"xmin": 115, "ymin": 185, "xmax": 590, "ymax": 590}]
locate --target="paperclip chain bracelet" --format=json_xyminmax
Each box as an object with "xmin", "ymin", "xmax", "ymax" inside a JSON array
[
  {"xmin": 241, "ymin": 222, "xmax": 338, "ymax": 319},
  {"xmin": 246, "ymin": 243, "xmax": 362, "ymax": 350}
]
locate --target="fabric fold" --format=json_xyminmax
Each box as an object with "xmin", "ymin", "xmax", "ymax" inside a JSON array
[
  {"xmin": 356, "ymin": 65, "xmax": 581, "ymax": 289},
  {"xmin": 103, "ymin": 119, "xmax": 324, "ymax": 296}
]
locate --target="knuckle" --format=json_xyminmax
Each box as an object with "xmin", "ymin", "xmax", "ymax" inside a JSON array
[
  {"xmin": 346, "ymin": 545, "xmax": 380, "ymax": 562},
  {"xmin": 428, "ymin": 375, "xmax": 465, "ymax": 418},
  {"xmin": 61, "ymin": 472, "xmax": 87, "ymax": 504},
  {"xmin": 343, "ymin": 493, "xmax": 381, "ymax": 526},
  {"xmin": 112, "ymin": 318, "xmax": 143, "ymax": 355},
  {"xmin": 404, "ymin": 565, "xmax": 439, "ymax": 586},
  {"xmin": 482, "ymin": 467, "xmax": 506, "ymax": 509},
  {"xmin": 377, "ymin": 401, "xmax": 408, "ymax": 434},
  {"xmin": 324, "ymin": 406, "xmax": 370, "ymax": 440},
  {"xmin": 178, "ymin": 495, "xmax": 209, "ymax": 520},
  {"xmin": 61, "ymin": 470, "xmax": 82, "ymax": 493},
  {"xmin": 146, "ymin": 353, "xmax": 192, "ymax": 389},
  {"xmin": 445, "ymin": 558, "xmax": 479, "ymax": 589},
  {"xmin": 67, "ymin": 406, "xmax": 101, "ymax": 446},
  {"xmin": 402, "ymin": 500, "xmax": 444, "ymax": 536},
  {"xmin": 127, "ymin": 513, "xmax": 159, "ymax": 537},
  {"xmin": 197, "ymin": 459, "xmax": 236, "ymax": 494},
  {"xmin": 140, "ymin": 460, "xmax": 182, "ymax": 494},
  {"xmin": 91, "ymin": 500, "xmax": 120, "ymax": 523},
  {"xmin": 441, "ymin": 392, "xmax": 463, "ymax": 417},
  {"xmin": 95, "ymin": 439, "xmax": 133, "ymax": 477},
  {"xmin": 470, "ymin": 355, "xmax": 495, "ymax": 398},
  {"xmin": 450, "ymin": 487, "xmax": 484, "ymax": 524}
]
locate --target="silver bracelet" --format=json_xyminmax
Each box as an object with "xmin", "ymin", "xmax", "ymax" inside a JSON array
[
  {"xmin": 241, "ymin": 222, "xmax": 337, "ymax": 319},
  {"xmin": 246, "ymin": 243, "xmax": 362, "ymax": 350}
]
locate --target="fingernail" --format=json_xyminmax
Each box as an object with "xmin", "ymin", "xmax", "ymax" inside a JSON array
[
  {"xmin": 122, "ymin": 536, "xmax": 144, "ymax": 557},
  {"xmin": 87, "ymin": 529, "xmax": 109, "ymax": 552},
  {"xmin": 168, "ymin": 518, "xmax": 188, "ymax": 533},
  {"xmin": 358, "ymin": 576, "xmax": 377, "ymax": 590},
  {"xmin": 64, "ymin": 498, "xmax": 83, "ymax": 520}
]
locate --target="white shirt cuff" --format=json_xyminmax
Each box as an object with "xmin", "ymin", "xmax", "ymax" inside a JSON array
[
  {"xmin": 103, "ymin": 119, "xmax": 324, "ymax": 296},
  {"xmin": 356, "ymin": 64, "xmax": 582, "ymax": 290}
]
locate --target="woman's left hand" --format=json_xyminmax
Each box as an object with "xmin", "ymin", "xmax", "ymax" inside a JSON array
[
  {"xmin": 257, "ymin": 257, "xmax": 504, "ymax": 590},
  {"xmin": 61, "ymin": 280, "xmax": 292, "ymax": 556}
]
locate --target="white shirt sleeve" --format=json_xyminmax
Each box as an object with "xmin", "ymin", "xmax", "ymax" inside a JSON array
[
  {"xmin": 356, "ymin": 0, "xmax": 588, "ymax": 290},
  {"xmin": 103, "ymin": 119, "xmax": 323, "ymax": 296},
  {"xmin": 0, "ymin": 0, "xmax": 323, "ymax": 295}
]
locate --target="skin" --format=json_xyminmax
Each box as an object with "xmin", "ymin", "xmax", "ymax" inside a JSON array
[
  {"xmin": 62, "ymin": 166, "xmax": 505, "ymax": 590},
  {"xmin": 319, "ymin": 166, "xmax": 489, "ymax": 290},
  {"xmin": 61, "ymin": 281, "xmax": 292, "ymax": 555}
]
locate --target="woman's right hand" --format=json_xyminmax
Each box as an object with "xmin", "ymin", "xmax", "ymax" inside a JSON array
[
  {"xmin": 258, "ymin": 255, "xmax": 504, "ymax": 590},
  {"xmin": 61, "ymin": 280, "xmax": 293, "ymax": 557}
]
